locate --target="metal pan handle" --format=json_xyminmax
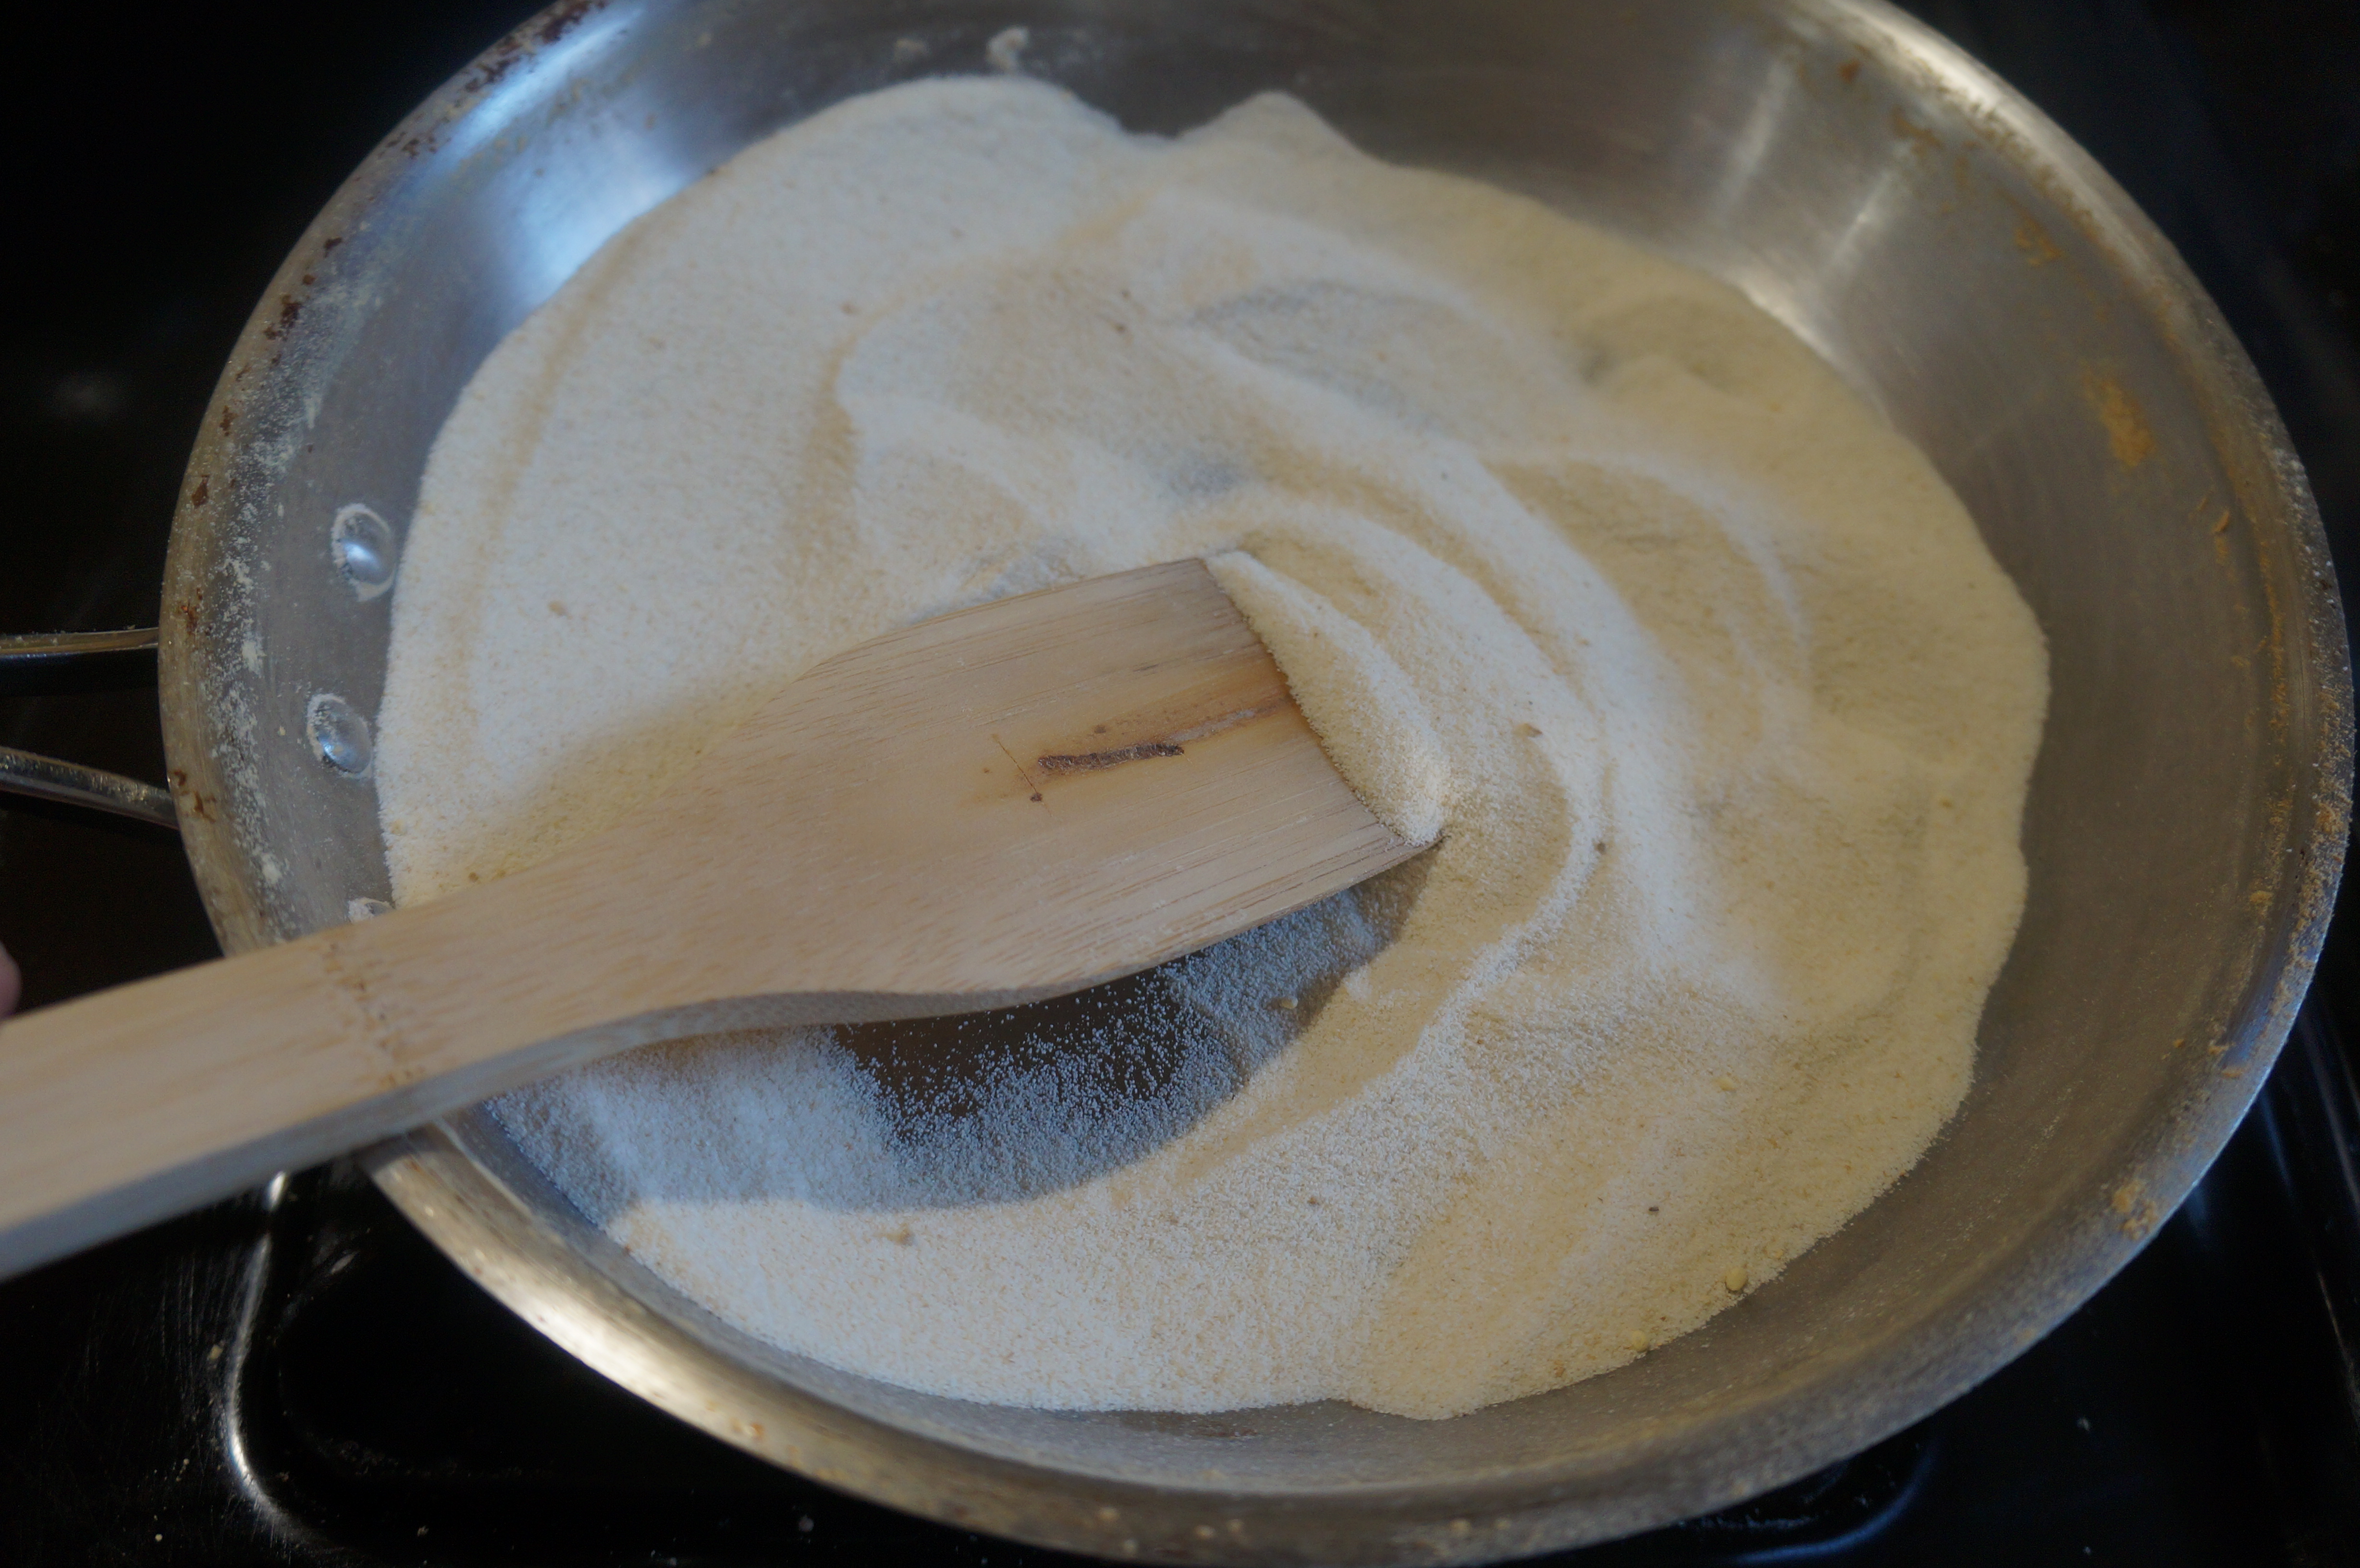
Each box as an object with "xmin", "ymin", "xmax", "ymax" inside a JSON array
[{"xmin": 0, "ymin": 630, "xmax": 179, "ymax": 831}]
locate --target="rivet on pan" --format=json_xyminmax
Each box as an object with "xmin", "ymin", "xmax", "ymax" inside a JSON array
[
  {"xmin": 332, "ymin": 503, "xmax": 398, "ymax": 600},
  {"xmin": 306, "ymin": 692, "xmax": 373, "ymax": 775}
]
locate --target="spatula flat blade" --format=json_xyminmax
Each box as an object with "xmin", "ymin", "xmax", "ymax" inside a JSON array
[{"xmin": 609, "ymin": 557, "xmax": 1421, "ymax": 1002}]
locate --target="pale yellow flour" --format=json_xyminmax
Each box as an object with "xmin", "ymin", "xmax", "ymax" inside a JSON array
[{"xmin": 375, "ymin": 79, "xmax": 2048, "ymax": 1419}]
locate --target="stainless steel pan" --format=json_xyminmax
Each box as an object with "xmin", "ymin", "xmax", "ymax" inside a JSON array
[{"xmin": 12, "ymin": 0, "xmax": 2345, "ymax": 1560}]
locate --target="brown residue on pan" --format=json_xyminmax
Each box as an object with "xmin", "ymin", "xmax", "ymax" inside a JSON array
[
  {"xmin": 456, "ymin": 2, "xmax": 603, "ymax": 99},
  {"xmin": 538, "ymin": 0, "xmax": 606, "ymax": 47},
  {"xmin": 466, "ymin": 47, "xmax": 526, "ymax": 94},
  {"xmin": 2013, "ymin": 214, "xmax": 2062, "ymax": 266},
  {"xmin": 1838, "ymin": 58, "xmax": 1862, "ymax": 85},
  {"xmin": 190, "ymin": 477, "xmax": 211, "ymax": 509},
  {"xmin": 2082, "ymin": 370, "xmax": 2155, "ymax": 468},
  {"xmin": 2111, "ymin": 1180, "xmax": 2161, "ymax": 1240},
  {"xmin": 1037, "ymin": 741, "xmax": 1186, "ymax": 774},
  {"xmin": 1891, "ymin": 108, "xmax": 1942, "ymax": 153},
  {"xmin": 170, "ymin": 769, "xmax": 215, "ymax": 822}
]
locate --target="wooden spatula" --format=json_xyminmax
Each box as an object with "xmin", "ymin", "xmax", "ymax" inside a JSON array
[{"xmin": 0, "ymin": 559, "xmax": 1415, "ymax": 1277}]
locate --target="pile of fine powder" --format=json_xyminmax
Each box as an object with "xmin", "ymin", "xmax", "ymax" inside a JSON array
[{"xmin": 374, "ymin": 78, "xmax": 2050, "ymax": 1420}]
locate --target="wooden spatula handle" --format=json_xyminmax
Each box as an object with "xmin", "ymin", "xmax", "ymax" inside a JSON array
[
  {"xmin": 0, "ymin": 561, "xmax": 1414, "ymax": 1279},
  {"xmin": 0, "ymin": 852, "xmax": 976, "ymax": 1277},
  {"xmin": 0, "ymin": 886, "xmax": 610, "ymax": 1274}
]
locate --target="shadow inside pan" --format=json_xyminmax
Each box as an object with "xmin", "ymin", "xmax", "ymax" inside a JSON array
[{"xmin": 494, "ymin": 855, "xmax": 1430, "ymax": 1215}]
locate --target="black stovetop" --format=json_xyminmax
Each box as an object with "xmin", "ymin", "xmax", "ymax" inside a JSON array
[{"xmin": 5, "ymin": 3, "xmax": 2358, "ymax": 1564}]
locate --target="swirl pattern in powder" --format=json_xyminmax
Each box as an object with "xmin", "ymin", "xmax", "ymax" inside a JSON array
[{"xmin": 376, "ymin": 80, "xmax": 2048, "ymax": 1419}]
